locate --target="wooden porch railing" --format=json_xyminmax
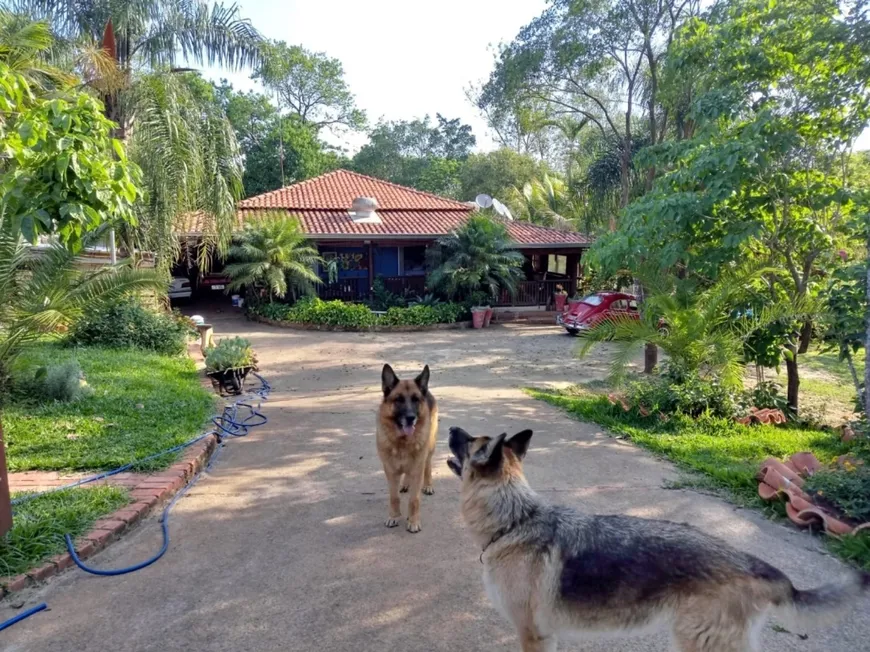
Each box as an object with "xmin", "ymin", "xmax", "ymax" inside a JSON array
[{"xmin": 495, "ymin": 280, "xmax": 566, "ymax": 308}]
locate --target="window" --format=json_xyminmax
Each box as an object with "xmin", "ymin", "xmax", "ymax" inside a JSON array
[
  {"xmin": 581, "ymin": 295, "xmax": 603, "ymax": 306},
  {"xmin": 610, "ymin": 300, "xmax": 628, "ymax": 311},
  {"xmin": 548, "ymin": 254, "xmax": 567, "ymax": 275},
  {"xmin": 402, "ymin": 246, "xmax": 427, "ymax": 276}
]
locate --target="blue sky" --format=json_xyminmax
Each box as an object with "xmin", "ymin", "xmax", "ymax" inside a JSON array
[{"xmin": 201, "ymin": 0, "xmax": 869, "ymax": 154}]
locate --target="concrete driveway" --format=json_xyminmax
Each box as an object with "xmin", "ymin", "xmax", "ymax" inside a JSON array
[{"xmin": 3, "ymin": 315, "xmax": 868, "ymax": 651}]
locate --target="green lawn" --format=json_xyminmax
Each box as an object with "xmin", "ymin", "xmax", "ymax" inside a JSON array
[
  {"xmin": 4, "ymin": 344, "xmax": 215, "ymax": 472},
  {"xmin": 1, "ymin": 487, "xmax": 130, "ymax": 578},
  {"xmin": 529, "ymin": 385, "xmax": 870, "ymax": 569}
]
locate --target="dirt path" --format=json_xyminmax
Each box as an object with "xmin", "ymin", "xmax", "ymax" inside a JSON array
[{"xmin": 3, "ymin": 316, "xmax": 867, "ymax": 651}]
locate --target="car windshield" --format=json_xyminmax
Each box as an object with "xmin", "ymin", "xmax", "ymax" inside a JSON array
[{"xmin": 581, "ymin": 295, "xmax": 604, "ymax": 306}]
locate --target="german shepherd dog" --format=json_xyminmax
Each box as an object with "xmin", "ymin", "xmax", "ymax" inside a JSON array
[
  {"xmin": 376, "ymin": 364, "xmax": 438, "ymax": 533},
  {"xmin": 447, "ymin": 427, "xmax": 869, "ymax": 652}
]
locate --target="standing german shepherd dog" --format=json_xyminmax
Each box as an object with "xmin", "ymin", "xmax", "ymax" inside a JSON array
[
  {"xmin": 447, "ymin": 426, "xmax": 869, "ymax": 652},
  {"xmin": 376, "ymin": 364, "xmax": 438, "ymax": 533}
]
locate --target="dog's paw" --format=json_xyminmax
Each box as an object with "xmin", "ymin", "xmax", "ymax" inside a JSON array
[
  {"xmin": 406, "ymin": 521, "xmax": 422, "ymax": 534},
  {"xmin": 422, "ymin": 486, "xmax": 435, "ymax": 495},
  {"xmin": 385, "ymin": 517, "xmax": 400, "ymax": 528},
  {"xmin": 399, "ymin": 485, "xmax": 409, "ymax": 493}
]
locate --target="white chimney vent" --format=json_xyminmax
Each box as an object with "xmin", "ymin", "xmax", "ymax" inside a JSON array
[{"xmin": 349, "ymin": 196, "xmax": 380, "ymax": 223}]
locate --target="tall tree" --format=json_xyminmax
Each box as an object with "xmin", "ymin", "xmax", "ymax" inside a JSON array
[
  {"xmin": 14, "ymin": 0, "xmax": 262, "ymax": 267},
  {"xmin": 459, "ymin": 148, "xmax": 548, "ymax": 202},
  {"xmin": 215, "ymin": 81, "xmax": 343, "ymax": 196},
  {"xmin": 253, "ymin": 40, "xmax": 365, "ymax": 133}
]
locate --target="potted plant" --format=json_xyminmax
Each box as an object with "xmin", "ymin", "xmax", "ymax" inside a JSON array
[
  {"xmin": 483, "ymin": 293, "xmax": 494, "ymax": 327},
  {"xmin": 554, "ymin": 284, "xmax": 568, "ymax": 312},
  {"xmin": 205, "ymin": 337, "xmax": 258, "ymax": 395},
  {"xmin": 470, "ymin": 291, "xmax": 488, "ymax": 329}
]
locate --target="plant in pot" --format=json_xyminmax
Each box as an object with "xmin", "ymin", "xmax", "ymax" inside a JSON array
[
  {"xmin": 205, "ymin": 337, "xmax": 258, "ymax": 395},
  {"xmin": 554, "ymin": 284, "xmax": 568, "ymax": 312},
  {"xmin": 469, "ymin": 291, "xmax": 489, "ymax": 329}
]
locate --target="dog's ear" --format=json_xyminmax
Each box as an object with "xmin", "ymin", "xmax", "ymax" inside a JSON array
[
  {"xmin": 382, "ymin": 364, "xmax": 399, "ymax": 396},
  {"xmin": 471, "ymin": 432, "xmax": 507, "ymax": 472},
  {"xmin": 414, "ymin": 365, "xmax": 430, "ymax": 394},
  {"xmin": 506, "ymin": 429, "xmax": 533, "ymax": 460}
]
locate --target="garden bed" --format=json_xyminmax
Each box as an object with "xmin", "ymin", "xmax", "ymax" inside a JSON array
[
  {"xmin": 529, "ymin": 384, "xmax": 870, "ymax": 569},
  {"xmin": 251, "ymin": 313, "xmax": 472, "ymax": 332},
  {"xmin": 4, "ymin": 344, "xmax": 215, "ymax": 472}
]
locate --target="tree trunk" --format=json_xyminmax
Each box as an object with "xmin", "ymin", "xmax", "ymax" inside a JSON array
[
  {"xmin": 644, "ymin": 342, "xmax": 658, "ymax": 374},
  {"xmin": 785, "ymin": 347, "xmax": 800, "ymax": 415},
  {"xmin": 797, "ymin": 320, "xmax": 813, "ymax": 354},
  {"xmin": 0, "ymin": 419, "xmax": 13, "ymax": 536},
  {"xmin": 844, "ymin": 349, "xmax": 863, "ymax": 408}
]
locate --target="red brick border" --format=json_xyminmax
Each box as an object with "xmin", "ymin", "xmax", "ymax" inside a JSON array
[{"xmin": 1, "ymin": 434, "xmax": 218, "ymax": 598}]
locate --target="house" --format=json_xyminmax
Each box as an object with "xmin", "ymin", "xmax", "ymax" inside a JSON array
[{"xmin": 182, "ymin": 169, "xmax": 592, "ymax": 308}]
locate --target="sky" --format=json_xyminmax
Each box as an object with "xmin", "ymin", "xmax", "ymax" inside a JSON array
[
  {"xmin": 201, "ymin": 0, "xmax": 549, "ymax": 154},
  {"xmin": 202, "ymin": 0, "xmax": 870, "ymax": 154}
]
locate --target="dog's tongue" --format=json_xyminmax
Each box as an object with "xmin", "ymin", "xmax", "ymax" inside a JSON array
[{"xmin": 401, "ymin": 424, "xmax": 416, "ymax": 436}]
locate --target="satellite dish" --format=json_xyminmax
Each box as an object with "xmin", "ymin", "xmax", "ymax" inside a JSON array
[
  {"xmin": 492, "ymin": 198, "xmax": 514, "ymax": 221},
  {"xmin": 475, "ymin": 194, "xmax": 493, "ymax": 209}
]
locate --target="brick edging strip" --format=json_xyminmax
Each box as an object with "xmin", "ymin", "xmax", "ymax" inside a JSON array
[
  {"xmin": 250, "ymin": 313, "xmax": 472, "ymax": 332},
  {"xmin": 0, "ymin": 431, "xmax": 219, "ymax": 598}
]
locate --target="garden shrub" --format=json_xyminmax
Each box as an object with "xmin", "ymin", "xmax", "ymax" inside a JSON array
[
  {"xmin": 69, "ymin": 297, "xmax": 193, "ymax": 355},
  {"xmin": 626, "ymin": 373, "xmax": 749, "ymax": 419},
  {"xmin": 805, "ymin": 464, "xmax": 870, "ymax": 524},
  {"xmin": 253, "ymin": 298, "xmax": 466, "ymax": 328},
  {"xmin": 17, "ymin": 360, "xmax": 94, "ymax": 403}
]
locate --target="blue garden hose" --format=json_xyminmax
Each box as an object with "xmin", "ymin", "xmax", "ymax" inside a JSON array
[{"xmin": 0, "ymin": 603, "xmax": 47, "ymax": 632}]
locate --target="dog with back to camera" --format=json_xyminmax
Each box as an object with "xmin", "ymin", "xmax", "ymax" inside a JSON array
[
  {"xmin": 447, "ymin": 425, "xmax": 870, "ymax": 652},
  {"xmin": 376, "ymin": 364, "xmax": 438, "ymax": 533}
]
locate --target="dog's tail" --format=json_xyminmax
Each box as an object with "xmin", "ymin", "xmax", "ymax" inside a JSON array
[{"xmin": 772, "ymin": 570, "xmax": 869, "ymax": 630}]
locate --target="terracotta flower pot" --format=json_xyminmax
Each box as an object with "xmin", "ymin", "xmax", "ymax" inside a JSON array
[
  {"xmin": 554, "ymin": 293, "xmax": 567, "ymax": 312},
  {"xmin": 483, "ymin": 307, "xmax": 493, "ymax": 327},
  {"xmin": 471, "ymin": 308, "xmax": 486, "ymax": 329}
]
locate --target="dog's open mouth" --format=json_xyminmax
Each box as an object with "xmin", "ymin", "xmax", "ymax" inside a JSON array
[{"xmin": 446, "ymin": 457, "xmax": 462, "ymax": 477}]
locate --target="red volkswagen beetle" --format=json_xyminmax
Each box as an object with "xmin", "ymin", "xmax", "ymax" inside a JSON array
[{"xmin": 556, "ymin": 292, "xmax": 639, "ymax": 336}]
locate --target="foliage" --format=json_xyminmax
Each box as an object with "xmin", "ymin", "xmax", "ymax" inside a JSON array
[
  {"xmin": 508, "ymin": 173, "xmax": 582, "ymax": 230},
  {"xmin": 1, "ymin": 486, "xmax": 129, "ymax": 577},
  {"xmin": 370, "ymin": 277, "xmax": 408, "ymax": 310},
  {"xmin": 4, "ymin": 343, "xmax": 214, "ymax": 471},
  {"xmin": 204, "ymin": 336, "xmax": 254, "ymax": 372},
  {"xmin": 805, "ymin": 465, "xmax": 870, "ymax": 524},
  {"xmin": 458, "ymin": 148, "xmax": 547, "ymax": 202},
  {"xmin": 350, "ymin": 114, "xmax": 475, "ymax": 197},
  {"xmin": 626, "ymin": 373, "xmax": 749, "ymax": 420},
  {"xmin": 25, "ymin": 360, "xmax": 93, "ymax": 403},
  {"xmin": 579, "ymin": 266, "xmax": 803, "ymax": 389},
  {"xmin": 68, "ymin": 296, "xmax": 193, "ymax": 356},
  {"xmin": 751, "ymin": 380, "xmax": 789, "ymax": 413},
  {"xmin": 13, "ymin": 1, "xmax": 261, "ymax": 268},
  {"xmin": 252, "ymin": 297, "xmax": 466, "ymax": 328},
  {"xmin": 224, "ymin": 213, "xmax": 323, "ymax": 301},
  {"xmin": 427, "ymin": 215, "xmax": 525, "ymax": 302},
  {"xmin": 215, "ymin": 81, "xmax": 342, "ymax": 197},
  {"xmin": 530, "ymin": 385, "xmax": 849, "ymax": 506},
  {"xmin": 410, "ymin": 293, "xmax": 441, "ymax": 308},
  {"xmin": 254, "ymin": 40, "xmax": 365, "ymax": 132},
  {"xmin": 0, "ymin": 224, "xmax": 167, "ymax": 389},
  {"xmin": 0, "ymin": 59, "xmax": 140, "ymax": 250}
]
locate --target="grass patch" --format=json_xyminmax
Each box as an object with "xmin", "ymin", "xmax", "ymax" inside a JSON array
[
  {"xmin": 4, "ymin": 343, "xmax": 214, "ymax": 472},
  {"xmin": 1, "ymin": 487, "xmax": 129, "ymax": 578},
  {"xmin": 531, "ymin": 385, "xmax": 870, "ymax": 568},
  {"xmin": 528, "ymin": 386, "xmax": 851, "ymax": 506}
]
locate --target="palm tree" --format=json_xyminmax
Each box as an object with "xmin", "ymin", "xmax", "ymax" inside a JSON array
[
  {"xmin": 0, "ymin": 11, "xmax": 72, "ymax": 90},
  {"xmin": 11, "ymin": 1, "xmax": 262, "ymax": 267},
  {"xmin": 577, "ymin": 265, "xmax": 813, "ymax": 391},
  {"xmin": 224, "ymin": 213, "xmax": 324, "ymax": 302},
  {"xmin": 508, "ymin": 174, "xmax": 583, "ymax": 231},
  {"xmin": 427, "ymin": 214, "xmax": 525, "ymax": 302}
]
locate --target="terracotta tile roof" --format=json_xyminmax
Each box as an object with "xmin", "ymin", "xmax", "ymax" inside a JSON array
[
  {"xmin": 183, "ymin": 169, "xmax": 592, "ymax": 247},
  {"xmin": 238, "ymin": 169, "xmax": 470, "ymax": 211}
]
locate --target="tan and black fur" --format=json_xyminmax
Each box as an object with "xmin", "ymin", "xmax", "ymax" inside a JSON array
[
  {"xmin": 376, "ymin": 364, "xmax": 438, "ymax": 533},
  {"xmin": 447, "ymin": 426, "xmax": 870, "ymax": 652}
]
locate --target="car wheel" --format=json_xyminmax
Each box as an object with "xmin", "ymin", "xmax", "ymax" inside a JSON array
[{"xmin": 566, "ymin": 329, "xmax": 579, "ymax": 336}]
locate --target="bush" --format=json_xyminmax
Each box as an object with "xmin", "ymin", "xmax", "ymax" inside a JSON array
[
  {"xmin": 805, "ymin": 465, "xmax": 870, "ymax": 524},
  {"xmin": 33, "ymin": 361, "xmax": 93, "ymax": 403},
  {"xmin": 205, "ymin": 337, "xmax": 255, "ymax": 372},
  {"xmin": 627, "ymin": 373, "xmax": 749, "ymax": 419},
  {"xmin": 69, "ymin": 297, "xmax": 193, "ymax": 355},
  {"xmin": 751, "ymin": 380, "xmax": 789, "ymax": 412},
  {"xmin": 252, "ymin": 298, "xmax": 467, "ymax": 328}
]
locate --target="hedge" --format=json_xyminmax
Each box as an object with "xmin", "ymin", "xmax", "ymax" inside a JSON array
[{"xmin": 252, "ymin": 298, "xmax": 467, "ymax": 329}]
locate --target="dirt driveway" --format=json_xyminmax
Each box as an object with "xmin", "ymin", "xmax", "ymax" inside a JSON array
[{"xmin": 3, "ymin": 317, "xmax": 868, "ymax": 651}]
